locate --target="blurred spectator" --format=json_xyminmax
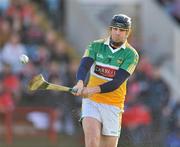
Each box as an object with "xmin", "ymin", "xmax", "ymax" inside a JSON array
[
  {"xmin": 36, "ymin": 45, "xmax": 50, "ymax": 66},
  {"xmin": 1, "ymin": 32, "xmax": 27, "ymax": 73},
  {"xmin": 136, "ymin": 56, "xmax": 153, "ymax": 79},
  {"xmin": 122, "ymin": 56, "xmax": 171, "ymax": 146},
  {"xmin": 45, "ymin": 0, "xmax": 62, "ymax": 28},
  {"xmin": 23, "ymin": 15, "xmax": 45, "ymax": 44},
  {"xmin": 19, "ymin": 0, "xmax": 35, "ymax": 28},
  {"xmin": 165, "ymin": 129, "xmax": 180, "ymax": 147},
  {"xmin": 49, "ymin": 74, "xmax": 76, "ymax": 135},
  {"xmin": 170, "ymin": 0, "xmax": 180, "ymax": 23},
  {"xmin": 123, "ymin": 103, "xmax": 152, "ymax": 129},
  {"xmin": 156, "ymin": 0, "xmax": 173, "ymax": 10},
  {"xmin": 0, "ymin": 0, "xmax": 81, "ymax": 139},
  {"xmin": 26, "ymin": 44, "xmax": 50, "ymax": 68},
  {"xmin": 19, "ymin": 61, "xmax": 38, "ymax": 91},
  {"xmin": 5, "ymin": 1, "xmax": 23, "ymax": 32},
  {"xmin": 0, "ymin": 80, "xmax": 14, "ymax": 113},
  {"xmin": 50, "ymin": 40, "xmax": 70, "ymax": 65},
  {"xmin": 65, "ymin": 59, "xmax": 80, "ymax": 87},
  {"xmin": 168, "ymin": 102, "xmax": 180, "ymax": 132},
  {"xmin": 64, "ymin": 60, "xmax": 82, "ymax": 133},
  {"xmin": 0, "ymin": 0, "xmax": 10, "ymax": 15},
  {"xmin": 46, "ymin": 60, "xmax": 62, "ymax": 78},
  {"xmin": 156, "ymin": 0, "xmax": 180, "ymax": 24},
  {"xmin": 0, "ymin": 63, "xmax": 21, "ymax": 103},
  {"xmin": 165, "ymin": 102, "xmax": 180, "ymax": 147},
  {"xmin": 125, "ymin": 56, "xmax": 153, "ymax": 104},
  {"xmin": 122, "ymin": 101, "xmax": 152, "ymax": 147},
  {"xmin": 142, "ymin": 66, "xmax": 170, "ymax": 131},
  {"xmin": 0, "ymin": 18, "xmax": 12, "ymax": 48},
  {"xmin": 44, "ymin": 29, "xmax": 58, "ymax": 50}
]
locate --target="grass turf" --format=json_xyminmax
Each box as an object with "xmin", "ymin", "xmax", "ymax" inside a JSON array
[{"xmin": 0, "ymin": 134, "xmax": 84, "ymax": 147}]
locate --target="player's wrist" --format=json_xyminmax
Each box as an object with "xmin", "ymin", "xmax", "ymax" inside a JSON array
[
  {"xmin": 87, "ymin": 86, "xmax": 101, "ymax": 95},
  {"xmin": 77, "ymin": 80, "xmax": 84, "ymax": 87}
]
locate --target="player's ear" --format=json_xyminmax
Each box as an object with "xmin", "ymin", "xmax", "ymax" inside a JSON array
[
  {"xmin": 126, "ymin": 28, "xmax": 131, "ymax": 37},
  {"xmin": 107, "ymin": 27, "xmax": 112, "ymax": 36}
]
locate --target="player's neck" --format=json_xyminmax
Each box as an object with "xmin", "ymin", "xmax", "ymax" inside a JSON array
[{"xmin": 110, "ymin": 37, "xmax": 123, "ymax": 49}]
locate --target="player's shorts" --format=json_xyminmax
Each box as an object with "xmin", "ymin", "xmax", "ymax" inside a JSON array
[{"xmin": 81, "ymin": 98, "xmax": 123, "ymax": 137}]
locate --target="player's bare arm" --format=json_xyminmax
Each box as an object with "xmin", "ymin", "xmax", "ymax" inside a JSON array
[
  {"xmin": 72, "ymin": 57, "xmax": 94, "ymax": 96},
  {"xmin": 80, "ymin": 86, "xmax": 101, "ymax": 97},
  {"xmin": 73, "ymin": 80, "xmax": 84, "ymax": 96},
  {"xmin": 79, "ymin": 68, "xmax": 130, "ymax": 98}
]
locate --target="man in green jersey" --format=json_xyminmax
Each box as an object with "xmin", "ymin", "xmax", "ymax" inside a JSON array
[{"xmin": 73, "ymin": 14, "xmax": 139, "ymax": 147}]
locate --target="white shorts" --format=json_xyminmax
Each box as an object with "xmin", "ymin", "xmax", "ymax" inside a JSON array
[{"xmin": 81, "ymin": 99, "xmax": 123, "ymax": 137}]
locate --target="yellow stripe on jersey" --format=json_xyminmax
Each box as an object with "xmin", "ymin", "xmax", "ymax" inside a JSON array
[
  {"xmin": 83, "ymin": 49, "xmax": 89, "ymax": 57},
  {"xmin": 87, "ymin": 74, "xmax": 127, "ymax": 109},
  {"xmin": 127, "ymin": 63, "xmax": 137, "ymax": 74}
]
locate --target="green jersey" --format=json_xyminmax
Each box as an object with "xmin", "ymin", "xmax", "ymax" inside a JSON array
[{"xmin": 83, "ymin": 37, "xmax": 139, "ymax": 109}]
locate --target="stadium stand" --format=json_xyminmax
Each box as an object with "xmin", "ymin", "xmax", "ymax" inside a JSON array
[
  {"xmin": 0, "ymin": 0, "xmax": 180, "ymax": 147},
  {"xmin": 0, "ymin": 0, "xmax": 80, "ymax": 144}
]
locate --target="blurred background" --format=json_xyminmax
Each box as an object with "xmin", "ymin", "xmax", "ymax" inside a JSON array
[{"xmin": 0, "ymin": 0, "xmax": 180, "ymax": 147}]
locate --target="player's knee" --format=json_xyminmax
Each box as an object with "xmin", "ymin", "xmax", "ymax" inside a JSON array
[
  {"xmin": 84, "ymin": 130, "xmax": 100, "ymax": 147},
  {"xmin": 85, "ymin": 135, "xmax": 100, "ymax": 147},
  {"xmin": 82, "ymin": 117, "xmax": 101, "ymax": 146}
]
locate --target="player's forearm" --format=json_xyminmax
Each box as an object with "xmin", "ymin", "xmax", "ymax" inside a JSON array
[
  {"xmin": 87, "ymin": 86, "xmax": 101, "ymax": 94},
  {"xmin": 100, "ymin": 68, "xmax": 130, "ymax": 93},
  {"xmin": 73, "ymin": 80, "xmax": 84, "ymax": 96},
  {"xmin": 76, "ymin": 57, "xmax": 94, "ymax": 82},
  {"xmin": 77, "ymin": 80, "xmax": 84, "ymax": 87},
  {"xmin": 82, "ymin": 86, "xmax": 101, "ymax": 97}
]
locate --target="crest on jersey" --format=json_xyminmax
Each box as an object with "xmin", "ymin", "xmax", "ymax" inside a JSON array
[{"xmin": 117, "ymin": 58, "xmax": 123, "ymax": 64}]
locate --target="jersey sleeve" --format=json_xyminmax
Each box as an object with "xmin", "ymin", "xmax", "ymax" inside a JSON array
[
  {"xmin": 83, "ymin": 42, "xmax": 97, "ymax": 60},
  {"xmin": 120, "ymin": 51, "xmax": 139, "ymax": 75}
]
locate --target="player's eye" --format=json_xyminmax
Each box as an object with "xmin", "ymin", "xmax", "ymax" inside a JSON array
[
  {"xmin": 112, "ymin": 27, "xmax": 118, "ymax": 31},
  {"xmin": 112, "ymin": 27, "xmax": 126, "ymax": 32}
]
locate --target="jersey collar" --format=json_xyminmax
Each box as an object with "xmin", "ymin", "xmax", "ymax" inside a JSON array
[{"xmin": 104, "ymin": 37, "xmax": 126, "ymax": 53}]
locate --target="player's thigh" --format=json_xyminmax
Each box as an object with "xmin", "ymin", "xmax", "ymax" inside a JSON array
[
  {"xmin": 82, "ymin": 117, "xmax": 101, "ymax": 144},
  {"xmin": 81, "ymin": 99, "xmax": 102, "ymax": 146},
  {"xmin": 100, "ymin": 135, "xmax": 119, "ymax": 147},
  {"xmin": 99, "ymin": 104, "xmax": 122, "ymax": 137},
  {"xmin": 81, "ymin": 99, "xmax": 101, "ymax": 135}
]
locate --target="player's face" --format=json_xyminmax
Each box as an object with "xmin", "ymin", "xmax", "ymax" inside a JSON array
[{"xmin": 110, "ymin": 27, "xmax": 129, "ymax": 43}]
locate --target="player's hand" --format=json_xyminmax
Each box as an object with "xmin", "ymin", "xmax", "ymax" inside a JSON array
[
  {"xmin": 81, "ymin": 87, "xmax": 90, "ymax": 98},
  {"xmin": 72, "ymin": 80, "xmax": 84, "ymax": 96},
  {"xmin": 81, "ymin": 86, "xmax": 101, "ymax": 98}
]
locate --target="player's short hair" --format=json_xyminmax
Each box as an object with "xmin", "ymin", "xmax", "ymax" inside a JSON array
[{"xmin": 110, "ymin": 14, "xmax": 132, "ymax": 30}]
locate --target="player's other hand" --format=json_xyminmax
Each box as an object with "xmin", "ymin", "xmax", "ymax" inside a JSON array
[
  {"xmin": 81, "ymin": 87, "xmax": 90, "ymax": 98},
  {"xmin": 81, "ymin": 86, "xmax": 101, "ymax": 98},
  {"xmin": 72, "ymin": 80, "xmax": 84, "ymax": 96}
]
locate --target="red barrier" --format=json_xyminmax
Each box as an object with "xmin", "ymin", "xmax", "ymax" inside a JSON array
[{"xmin": 1, "ymin": 107, "xmax": 58, "ymax": 144}]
